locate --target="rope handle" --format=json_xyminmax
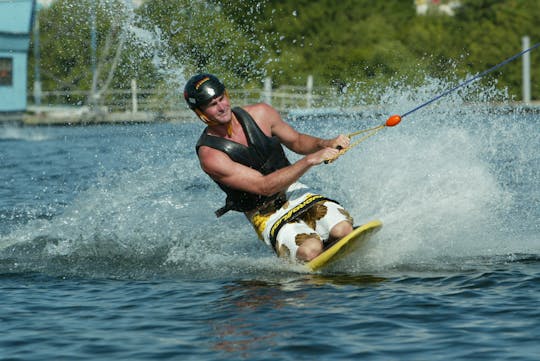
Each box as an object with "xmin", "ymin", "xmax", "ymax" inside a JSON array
[{"xmin": 324, "ymin": 115, "xmax": 401, "ymax": 163}]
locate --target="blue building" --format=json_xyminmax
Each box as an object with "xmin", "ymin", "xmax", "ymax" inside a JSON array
[{"xmin": 0, "ymin": 0, "xmax": 35, "ymax": 117}]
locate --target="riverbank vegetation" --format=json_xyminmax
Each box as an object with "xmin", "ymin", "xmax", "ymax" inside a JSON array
[{"xmin": 31, "ymin": 0, "xmax": 540, "ymax": 105}]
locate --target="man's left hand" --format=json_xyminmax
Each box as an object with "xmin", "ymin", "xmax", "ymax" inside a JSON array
[{"xmin": 330, "ymin": 134, "xmax": 350, "ymax": 150}]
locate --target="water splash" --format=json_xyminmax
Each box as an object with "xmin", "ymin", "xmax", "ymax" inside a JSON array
[
  {"xmin": 2, "ymin": 77, "xmax": 538, "ymax": 278},
  {"xmin": 304, "ymin": 77, "xmax": 539, "ymax": 272},
  {"xmin": 0, "ymin": 125, "xmax": 50, "ymax": 142}
]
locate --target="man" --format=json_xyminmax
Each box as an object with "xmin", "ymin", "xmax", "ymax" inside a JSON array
[{"xmin": 184, "ymin": 73, "xmax": 353, "ymax": 262}]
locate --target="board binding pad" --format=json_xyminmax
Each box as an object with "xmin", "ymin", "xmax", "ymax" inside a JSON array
[{"xmin": 306, "ymin": 220, "xmax": 382, "ymax": 271}]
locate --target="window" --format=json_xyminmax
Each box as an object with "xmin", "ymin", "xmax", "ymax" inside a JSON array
[{"xmin": 0, "ymin": 57, "xmax": 13, "ymax": 86}]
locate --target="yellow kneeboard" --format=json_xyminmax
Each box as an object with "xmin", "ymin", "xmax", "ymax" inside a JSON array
[{"xmin": 307, "ymin": 220, "xmax": 382, "ymax": 271}]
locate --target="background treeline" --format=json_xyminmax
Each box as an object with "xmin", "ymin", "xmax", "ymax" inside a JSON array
[{"xmin": 31, "ymin": 0, "xmax": 540, "ymax": 104}]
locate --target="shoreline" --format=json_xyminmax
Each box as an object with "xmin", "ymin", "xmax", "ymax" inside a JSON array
[{"xmin": 0, "ymin": 101, "xmax": 539, "ymax": 126}]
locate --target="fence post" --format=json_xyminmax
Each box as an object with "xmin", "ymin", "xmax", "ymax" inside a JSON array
[
  {"xmin": 522, "ymin": 36, "xmax": 531, "ymax": 104},
  {"xmin": 264, "ymin": 77, "xmax": 272, "ymax": 105},
  {"xmin": 33, "ymin": 6, "xmax": 42, "ymax": 107},
  {"xmin": 307, "ymin": 75, "xmax": 313, "ymax": 108},
  {"xmin": 131, "ymin": 79, "xmax": 138, "ymax": 113}
]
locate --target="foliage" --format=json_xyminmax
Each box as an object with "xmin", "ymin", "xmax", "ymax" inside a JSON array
[
  {"xmin": 29, "ymin": 0, "xmax": 540, "ymax": 104},
  {"xmin": 137, "ymin": 0, "xmax": 268, "ymax": 88},
  {"xmin": 32, "ymin": 1, "xmax": 134, "ymax": 98}
]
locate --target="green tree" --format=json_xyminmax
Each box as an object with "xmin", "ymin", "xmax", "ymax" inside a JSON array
[
  {"xmin": 29, "ymin": 0, "xmax": 540, "ymax": 103},
  {"xmin": 137, "ymin": 0, "xmax": 273, "ymax": 88},
  {"xmin": 453, "ymin": 0, "xmax": 540, "ymax": 98}
]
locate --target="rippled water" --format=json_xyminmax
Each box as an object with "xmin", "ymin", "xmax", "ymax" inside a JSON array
[{"xmin": 1, "ymin": 100, "xmax": 539, "ymax": 359}]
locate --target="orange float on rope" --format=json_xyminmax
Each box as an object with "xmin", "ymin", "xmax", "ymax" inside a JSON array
[{"xmin": 385, "ymin": 114, "xmax": 401, "ymax": 127}]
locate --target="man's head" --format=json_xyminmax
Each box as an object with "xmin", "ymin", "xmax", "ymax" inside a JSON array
[{"xmin": 184, "ymin": 74, "xmax": 226, "ymax": 121}]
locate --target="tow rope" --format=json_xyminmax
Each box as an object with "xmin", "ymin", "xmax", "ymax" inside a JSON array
[{"xmin": 329, "ymin": 42, "xmax": 540, "ymax": 162}]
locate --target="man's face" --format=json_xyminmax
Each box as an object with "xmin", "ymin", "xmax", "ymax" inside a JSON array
[{"xmin": 200, "ymin": 94, "xmax": 231, "ymax": 124}]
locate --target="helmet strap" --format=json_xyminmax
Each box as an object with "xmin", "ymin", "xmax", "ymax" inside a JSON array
[
  {"xmin": 195, "ymin": 108, "xmax": 219, "ymax": 126},
  {"xmin": 195, "ymin": 108, "xmax": 233, "ymax": 137},
  {"xmin": 222, "ymin": 90, "xmax": 233, "ymax": 136}
]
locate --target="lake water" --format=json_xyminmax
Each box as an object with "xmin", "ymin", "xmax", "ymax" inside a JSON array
[{"xmin": 1, "ymin": 104, "xmax": 539, "ymax": 360}]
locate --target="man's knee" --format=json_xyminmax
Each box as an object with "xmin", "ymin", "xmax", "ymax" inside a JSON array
[
  {"xmin": 330, "ymin": 220, "xmax": 353, "ymax": 240},
  {"xmin": 296, "ymin": 237, "xmax": 323, "ymax": 262}
]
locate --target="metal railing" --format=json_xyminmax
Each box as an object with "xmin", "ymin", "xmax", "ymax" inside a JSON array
[{"xmin": 29, "ymin": 85, "xmax": 339, "ymax": 114}]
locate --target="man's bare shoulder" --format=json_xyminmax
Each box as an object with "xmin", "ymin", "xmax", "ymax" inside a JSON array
[
  {"xmin": 242, "ymin": 102, "xmax": 279, "ymax": 117},
  {"xmin": 241, "ymin": 103, "xmax": 284, "ymax": 135}
]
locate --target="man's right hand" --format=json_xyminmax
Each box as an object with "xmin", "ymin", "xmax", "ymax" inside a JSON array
[{"xmin": 307, "ymin": 147, "xmax": 343, "ymax": 165}]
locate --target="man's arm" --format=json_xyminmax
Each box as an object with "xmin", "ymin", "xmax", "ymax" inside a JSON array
[
  {"xmin": 198, "ymin": 145, "xmax": 340, "ymax": 196},
  {"xmin": 246, "ymin": 103, "xmax": 350, "ymax": 155}
]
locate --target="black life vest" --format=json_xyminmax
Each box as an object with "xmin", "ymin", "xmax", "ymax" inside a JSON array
[{"xmin": 196, "ymin": 107, "xmax": 291, "ymax": 217}]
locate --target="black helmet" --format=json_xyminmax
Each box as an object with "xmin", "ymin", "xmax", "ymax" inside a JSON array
[{"xmin": 184, "ymin": 73, "xmax": 226, "ymax": 109}]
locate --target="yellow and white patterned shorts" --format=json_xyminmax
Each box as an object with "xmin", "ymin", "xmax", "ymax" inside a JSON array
[
  {"xmin": 273, "ymin": 200, "xmax": 352, "ymax": 260},
  {"xmin": 248, "ymin": 183, "xmax": 353, "ymax": 260}
]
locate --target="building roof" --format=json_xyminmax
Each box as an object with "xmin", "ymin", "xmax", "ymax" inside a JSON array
[{"xmin": 0, "ymin": 0, "xmax": 35, "ymax": 35}]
